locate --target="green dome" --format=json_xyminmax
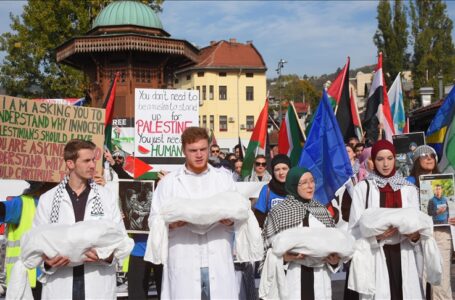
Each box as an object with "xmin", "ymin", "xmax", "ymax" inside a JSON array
[{"xmin": 93, "ymin": 1, "xmax": 163, "ymax": 30}]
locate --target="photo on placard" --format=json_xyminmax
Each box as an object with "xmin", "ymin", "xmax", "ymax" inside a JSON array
[
  {"xmin": 392, "ymin": 132, "xmax": 425, "ymax": 177},
  {"xmin": 118, "ymin": 180, "xmax": 154, "ymax": 233},
  {"xmin": 419, "ymin": 173, "xmax": 455, "ymax": 226}
]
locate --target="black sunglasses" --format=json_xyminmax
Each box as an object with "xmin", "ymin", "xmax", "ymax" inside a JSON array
[
  {"xmin": 255, "ymin": 162, "xmax": 267, "ymax": 167},
  {"xmin": 211, "ymin": 150, "xmax": 220, "ymax": 153},
  {"xmin": 113, "ymin": 156, "xmax": 124, "ymax": 159}
]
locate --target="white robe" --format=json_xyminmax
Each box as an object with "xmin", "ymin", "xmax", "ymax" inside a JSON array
[
  {"xmin": 268, "ymin": 215, "xmax": 341, "ymax": 300},
  {"xmin": 348, "ymin": 180, "xmax": 425, "ymax": 300},
  {"xmin": 32, "ymin": 184, "xmax": 123, "ymax": 300},
  {"xmin": 148, "ymin": 165, "xmax": 238, "ymax": 299}
]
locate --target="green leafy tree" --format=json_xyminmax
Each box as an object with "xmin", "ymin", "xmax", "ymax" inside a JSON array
[
  {"xmin": 269, "ymin": 74, "xmax": 320, "ymax": 115},
  {"xmin": 0, "ymin": 0, "xmax": 163, "ymax": 98},
  {"xmin": 373, "ymin": 0, "xmax": 408, "ymax": 84},
  {"xmin": 410, "ymin": 0, "xmax": 455, "ymax": 96}
]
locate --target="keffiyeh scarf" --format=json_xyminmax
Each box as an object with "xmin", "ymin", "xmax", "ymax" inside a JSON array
[
  {"xmin": 366, "ymin": 172, "xmax": 414, "ymax": 192},
  {"xmin": 50, "ymin": 176, "xmax": 104, "ymax": 223},
  {"xmin": 262, "ymin": 195, "xmax": 335, "ymax": 251}
]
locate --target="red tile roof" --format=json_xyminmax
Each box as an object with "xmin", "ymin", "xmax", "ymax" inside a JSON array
[{"xmin": 196, "ymin": 40, "xmax": 266, "ymax": 69}]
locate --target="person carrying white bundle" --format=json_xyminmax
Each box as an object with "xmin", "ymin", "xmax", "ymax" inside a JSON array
[
  {"xmin": 144, "ymin": 127, "xmax": 244, "ymax": 299},
  {"xmin": 347, "ymin": 140, "xmax": 425, "ymax": 300},
  {"xmin": 259, "ymin": 226, "xmax": 355, "ymax": 299},
  {"xmin": 7, "ymin": 220, "xmax": 134, "ymax": 300},
  {"xmin": 348, "ymin": 207, "xmax": 442, "ymax": 298},
  {"xmin": 146, "ymin": 190, "xmax": 262, "ymax": 265},
  {"xmin": 32, "ymin": 139, "xmax": 125, "ymax": 300},
  {"xmin": 261, "ymin": 166, "xmax": 341, "ymax": 300}
]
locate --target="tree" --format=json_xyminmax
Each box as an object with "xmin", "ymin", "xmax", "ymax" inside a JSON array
[
  {"xmin": 269, "ymin": 74, "xmax": 320, "ymax": 114},
  {"xmin": 0, "ymin": 0, "xmax": 163, "ymax": 98},
  {"xmin": 373, "ymin": 0, "xmax": 408, "ymax": 84},
  {"xmin": 410, "ymin": 0, "xmax": 455, "ymax": 96}
]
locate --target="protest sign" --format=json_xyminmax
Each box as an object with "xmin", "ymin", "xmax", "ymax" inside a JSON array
[
  {"xmin": 118, "ymin": 179, "xmax": 154, "ymax": 233},
  {"xmin": 419, "ymin": 173, "xmax": 455, "ymax": 226},
  {"xmin": 134, "ymin": 89, "xmax": 199, "ymax": 177},
  {"xmin": 392, "ymin": 132, "xmax": 425, "ymax": 177},
  {"xmin": 0, "ymin": 95, "xmax": 105, "ymax": 182}
]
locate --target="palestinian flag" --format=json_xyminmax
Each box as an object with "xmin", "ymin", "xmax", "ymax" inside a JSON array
[
  {"xmin": 350, "ymin": 87, "xmax": 363, "ymax": 141},
  {"xmin": 102, "ymin": 72, "xmax": 120, "ymax": 151},
  {"xmin": 328, "ymin": 57, "xmax": 355, "ymax": 141},
  {"xmin": 278, "ymin": 102, "xmax": 305, "ymax": 166},
  {"xmin": 363, "ymin": 52, "xmax": 395, "ymax": 142},
  {"xmin": 241, "ymin": 100, "xmax": 269, "ymax": 179}
]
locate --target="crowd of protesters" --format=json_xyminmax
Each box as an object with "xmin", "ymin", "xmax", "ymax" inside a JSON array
[{"xmin": 0, "ymin": 126, "xmax": 453, "ymax": 300}]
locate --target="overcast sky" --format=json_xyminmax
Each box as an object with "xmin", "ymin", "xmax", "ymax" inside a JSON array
[{"xmin": 1, "ymin": 0, "xmax": 454, "ymax": 78}]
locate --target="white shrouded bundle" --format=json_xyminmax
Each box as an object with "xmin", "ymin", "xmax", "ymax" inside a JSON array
[
  {"xmin": 6, "ymin": 220, "xmax": 134, "ymax": 300},
  {"xmin": 348, "ymin": 207, "xmax": 442, "ymax": 296},
  {"xmin": 145, "ymin": 191, "xmax": 263, "ymax": 264},
  {"xmin": 259, "ymin": 227, "xmax": 355, "ymax": 299}
]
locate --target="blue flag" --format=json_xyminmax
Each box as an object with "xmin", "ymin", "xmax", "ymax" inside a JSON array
[
  {"xmin": 298, "ymin": 89, "xmax": 353, "ymax": 205},
  {"xmin": 426, "ymin": 85, "xmax": 455, "ymax": 172}
]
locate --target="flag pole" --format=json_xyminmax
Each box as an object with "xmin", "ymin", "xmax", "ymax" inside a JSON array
[
  {"xmin": 290, "ymin": 101, "xmax": 307, "ymax": 140},
  {"xmin": 268, "ymin": 114, "xmax": 280, "ymax": 130}
]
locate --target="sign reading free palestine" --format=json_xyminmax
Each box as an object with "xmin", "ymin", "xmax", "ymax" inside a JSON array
[{"xmin": 135, "ymin": 88, "xmax": 199, "ymax": 172}]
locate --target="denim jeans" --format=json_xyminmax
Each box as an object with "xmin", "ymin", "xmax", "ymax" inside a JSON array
[{"xmin": 201, "ymin": 267, "xmax": 210, "ymax": 300}]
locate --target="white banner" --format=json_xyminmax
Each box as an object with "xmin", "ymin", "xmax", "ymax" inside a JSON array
[{"xmin": 134, "ymin": 88, "xmax": 199, "ymax": 172}]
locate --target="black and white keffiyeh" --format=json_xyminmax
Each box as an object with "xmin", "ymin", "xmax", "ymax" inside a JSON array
[
  {"xmin": 50, "ymin": 176, "xmax": 104, "ymax": 223},
  {"xmin": 262, "ymin": 195, "xmax": 335, "ymax": 249},
  {"xmin": 366, "ymin": 172, "xmax": 414, "ymax": 192}
]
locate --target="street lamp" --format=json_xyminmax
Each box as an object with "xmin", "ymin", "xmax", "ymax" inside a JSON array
[{"xmin": 276, "ymin": 59, "xmax": 287, "ymax": 125}]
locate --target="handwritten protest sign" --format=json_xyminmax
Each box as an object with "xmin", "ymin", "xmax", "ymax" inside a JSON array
[
  {"xmin": 135, "ymin": 89, "xmax": 199, "ymax": 173},
  {"xmin": 0, "ymin": 95, "xmax": 105, "ymax": 182}
]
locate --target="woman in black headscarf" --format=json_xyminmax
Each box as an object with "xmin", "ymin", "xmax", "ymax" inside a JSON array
[
  {"xmin": 261, "ymin": 166, "xmax": 340, "ymax": 299},
  {"xmin": 253, "ymin": 154, "xmax": 291, "ymax": 227}
]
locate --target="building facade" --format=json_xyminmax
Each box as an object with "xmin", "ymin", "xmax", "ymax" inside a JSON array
[{"xmin": 174, "ymin": 39, "xmax": 267, "ymax": 151}]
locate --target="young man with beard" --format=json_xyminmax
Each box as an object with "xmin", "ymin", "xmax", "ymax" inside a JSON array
[
  {"xmin": 33, "ymin": 139, "xmax": 123, "ymax": 299},
  {"xmin": 147, "ymin": 127, "xmax": 238, "ymax": 299}
]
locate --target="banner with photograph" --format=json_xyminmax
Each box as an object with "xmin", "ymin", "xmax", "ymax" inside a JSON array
[
  {"xmin": 419, "ymin": 173, "xmax": 455, "ymax": 226},
  {"xmin": 392, "ymin": 132, "xmax": 425, "ymax": 177},
  {"xmin": 118, "ymin": 179, "xmax": 154, "ymax": 233},
  {"xmin": 134, "ymin": 89, "xmax": 199, "ymax": 178},
  {"xmin": 0, "ymin": 95, "xmax": 105, "ymax": 182}
]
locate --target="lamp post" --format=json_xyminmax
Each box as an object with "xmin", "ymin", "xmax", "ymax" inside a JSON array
[{"xmin": 276, "ymin": 59, "xmax": 287, "ymax": 125}]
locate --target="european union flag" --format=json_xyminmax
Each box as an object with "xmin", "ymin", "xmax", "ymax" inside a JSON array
[{"xmin": 298, "ymin": 89, "xmax": 353, "ymax": 205}]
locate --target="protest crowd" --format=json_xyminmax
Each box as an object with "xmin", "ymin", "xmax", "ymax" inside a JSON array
[{"xmin": 0, "ymin": 11, "xmax": 455, "ymax": 300}]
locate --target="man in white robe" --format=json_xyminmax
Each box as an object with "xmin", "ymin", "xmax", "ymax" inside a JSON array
[{"xmin": 149, "ymin": 127, "xmax": 238, "ymax": 299}]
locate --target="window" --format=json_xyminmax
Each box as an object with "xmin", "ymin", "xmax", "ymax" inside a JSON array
[
  {"xmin": 197, "ymin": 71, "xmax": 205, "ymax": 77},
  {"xmin": 202, "ymin": 86, "xmax": 206, "ymax": 100},
  {"xmin": 246, "ymin": 116, "xmax": 254, "ymax": 131},
  {"xmin": 196, "ymin": 86, "xmax": 200, "ymax": 98},
  {"xmin": 246, "ymin": 86, "xmax": 254, "ymax": 101},
  {"xmin": 210, "ymin": 115, "xmax": 214, "ymax": 131},
  {"xmin": 246, "ymin": 73, "xmax": 254, "ymax": 78},
  {"xmin": 219, "ymin": 86, "xmax": 227, "ymax": 100},
  {"xmin": 202, "ymin": 115, "xmax": 207, "ymax": 128},
  {"xmin": 219, "ymin": 115, "xmax": 227, "ymax": 132},
  {"xmin": 209, "ymin": 85, "xmax": 214, "ymax": 100},
  {"xmin": 219, "ymin": 72, "xmax": 227, "ymax": 77},
  {"xmin": 186, "ymin": 74, "xmax": 191, "ymax": 80}
]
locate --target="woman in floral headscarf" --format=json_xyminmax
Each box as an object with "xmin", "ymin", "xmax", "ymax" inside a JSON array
[{"xmin": 347, "ymin": 140, "xmax": 423, "ymax": 299}]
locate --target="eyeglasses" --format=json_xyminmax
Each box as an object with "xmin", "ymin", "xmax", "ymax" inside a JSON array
[
  {"xmin": 211, "ymin": 150, "xmax": 220, "ymax": 154},
  {"xmin": 255, "ymin": 162, "xmax": 267, "ymax": 167},
  {"xmin": 298, "ymin": 178, "xmax": 315, "ymax": 187},
  {"xmin": 113, "ymin": 156, "xmax": 124, "ymax": 160}
]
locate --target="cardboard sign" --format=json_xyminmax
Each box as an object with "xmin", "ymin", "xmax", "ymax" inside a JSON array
[
  {"xmin": 0, "ymin": 95, "xmax": 105, "ymax": 182},
  {"xmin": 134, "ymin": 89, "xmax": 199, "ymax": 173}
]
